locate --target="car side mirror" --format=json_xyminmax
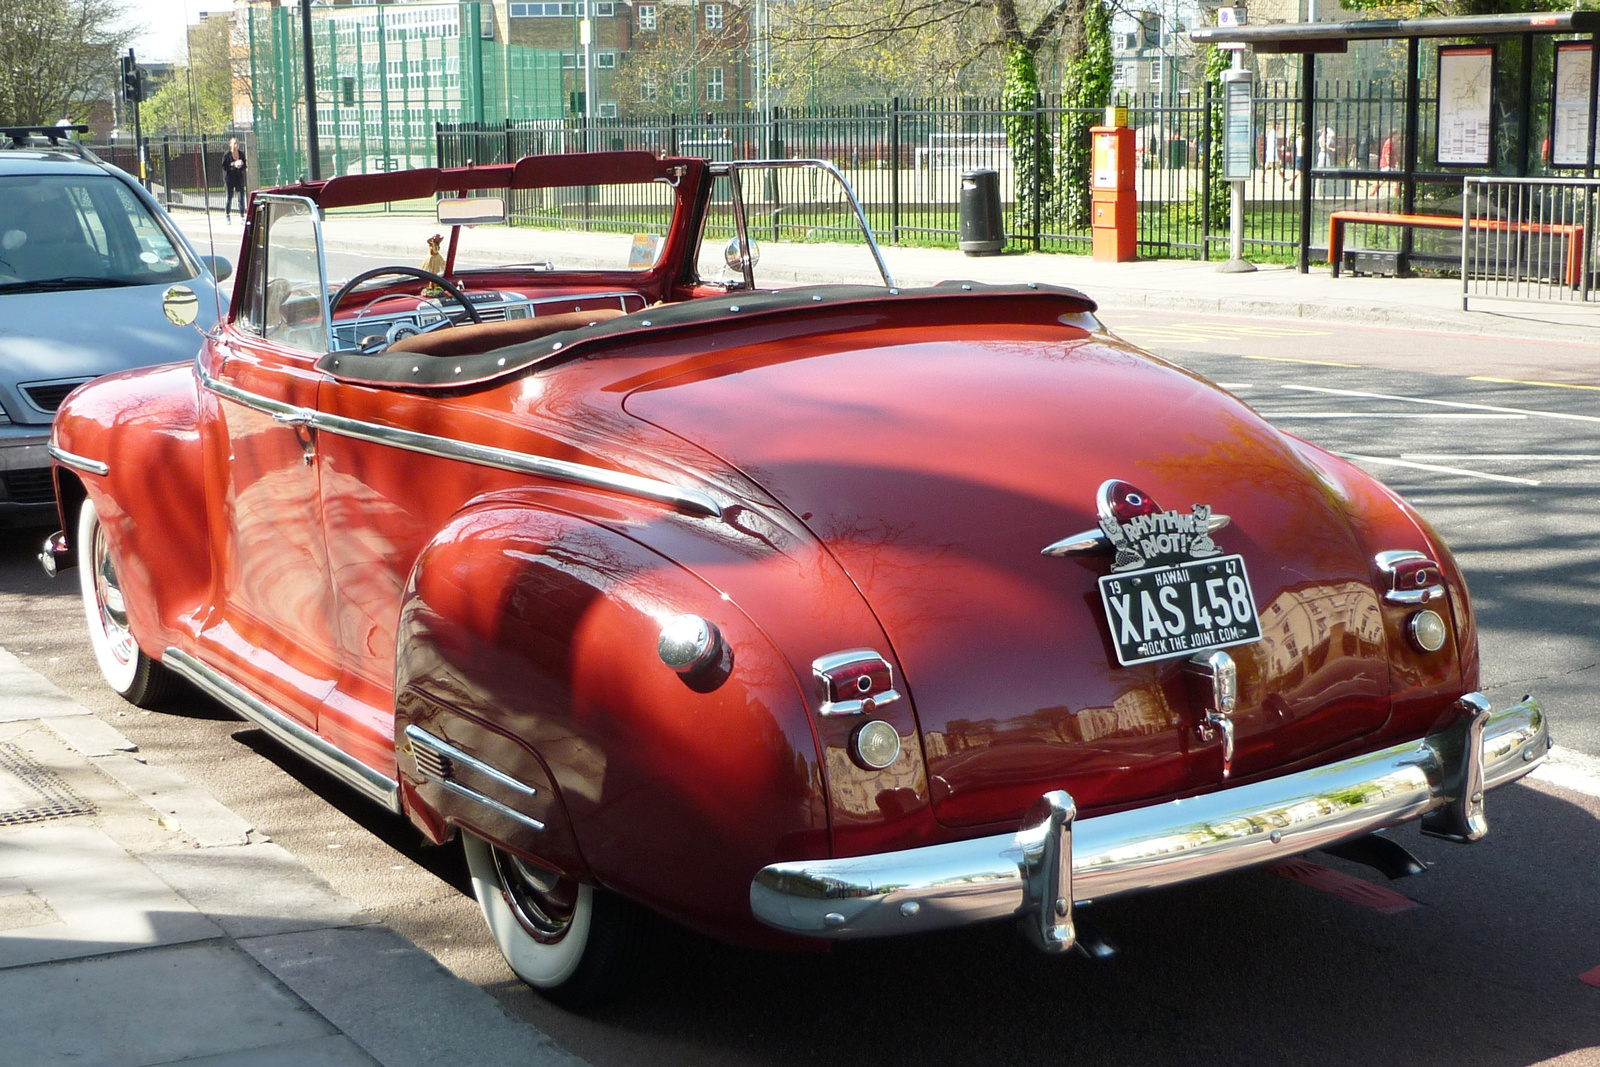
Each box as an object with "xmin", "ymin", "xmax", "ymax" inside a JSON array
[
  {"xmin": 161, "ymin": 284, "xmax": 199, "ymax": 327},
  {"xmin": 201, "ymin": 255, "xmax": 232, "ymax": 282}
]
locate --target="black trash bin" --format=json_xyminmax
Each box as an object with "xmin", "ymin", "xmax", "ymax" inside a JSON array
[{"xmin": 958, "ymin": 168, "xmax": 1004, "ymax": 256}]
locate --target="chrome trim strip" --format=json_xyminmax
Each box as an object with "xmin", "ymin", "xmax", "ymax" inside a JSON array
[
  {"xmin": 750, "ymin": 693, "xmax": 1547, "ymax": 941},
  {"xmin": 48, "ymin": 444, "xmax": 109, "ymax": 477},
  {"xmin": 162, "ymin": 647, "xmax": 401, "ymax": 813},
  {"xmin": 403, "ymin": 725, "xmax": 539, "ymax": 800},
  {"xmin": 196, "ymin": 361, "xmax": 722, "ymax": 518},
  {"xmin": 428, "ymin": 775, "xmax": 546, "ymax": 833}
]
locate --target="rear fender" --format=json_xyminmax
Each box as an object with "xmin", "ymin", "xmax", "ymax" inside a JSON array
[
  {"xmin": 394, "ymin": 499, "xmax": 828, "ymax": 943},
  {"xmin": 1287, "ymin": 440, "xmax": 1473, "ymax": 737}
]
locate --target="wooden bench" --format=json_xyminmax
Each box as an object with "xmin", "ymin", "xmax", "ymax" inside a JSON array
[{"xmin": 1328, "ymin": 210, "xmax": 1585, "ymax": 287}]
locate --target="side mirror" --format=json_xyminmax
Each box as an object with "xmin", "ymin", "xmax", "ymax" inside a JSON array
[
  {"xmin": 201, "ymin": 255, "xmax": 232, "ymax": 282},
  {"xmin": 161, "ymin": 284, "xmax": 199, "ymax": 327}
]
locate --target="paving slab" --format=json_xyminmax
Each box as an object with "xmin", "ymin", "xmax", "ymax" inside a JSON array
[
  {"xmin": 0, "ymin": 646, "xmax": 92, "ymax": 722},
  {"xmin": 140, "ymin": 842, "xmax": 368, "ymax": 940},
  {"xmin": 242, "ymin": 925, "xmax": 588, "ymax": 1067},
  {"xmin": 0, "ymin": 940, "xmax": 337, "ymax": 1067},
  {"xmin": 0, "ymin": 823, "xmax": 223, "ymax": 968}
]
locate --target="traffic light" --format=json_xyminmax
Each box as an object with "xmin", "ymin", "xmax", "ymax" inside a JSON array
[{"xmin": 121, "ymin": 52, "xmax": 143, "ymax": 105}]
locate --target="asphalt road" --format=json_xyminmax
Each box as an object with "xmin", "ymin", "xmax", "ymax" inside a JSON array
[{"xmin": 2, "ymin": 309, "xmax": 1597, "ymax": 1066}]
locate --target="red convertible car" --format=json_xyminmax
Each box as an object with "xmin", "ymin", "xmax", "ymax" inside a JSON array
[{"xmin": 40, "ymin": 151, "xmax": 1548, "ymax": 1006}]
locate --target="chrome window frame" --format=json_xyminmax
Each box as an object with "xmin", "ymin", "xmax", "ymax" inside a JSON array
[
  {"xmin": 252, "ymin": 192, "xmax": 333, "ymax": 352},
  {"xmin": 708, "ymin": 159, "xmax": 895, "ymax": 290}
]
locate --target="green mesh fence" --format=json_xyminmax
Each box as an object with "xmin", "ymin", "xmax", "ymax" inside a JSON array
[{"xmin": 247, "ymin": 1, "xmax": 572, "ymax": 186}]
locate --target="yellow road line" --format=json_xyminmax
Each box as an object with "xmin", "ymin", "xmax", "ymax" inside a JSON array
[
  {"xmin": 1242, "ymin": 354, "xmax": 1362, "ymax": 368},
  {"xmin": 1468, "ymin": 375, "xmax": 1600, "ymax": 392}
]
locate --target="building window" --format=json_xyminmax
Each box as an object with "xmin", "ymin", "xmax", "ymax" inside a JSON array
[
  {"xmin": 640, "ymin": 76, "xmax": 658, "ymax": 101},
  {"xmin": 638, "ymin": 4, "xmax": 655, "ymax": 29},
  {"xmin": 596, "ymin": 52, "xmax": 616, "ymax": 68},
  {"xmin": 562, "ymin": 52, "xmax": 588, "ymax": 69},
  {"xmin": 1148, "ymin": 57, "xmax": 1162, "ymax": 87},
  {"xmin": 705, "ymin": 4, "xmax": 722, "ymax": 29},
  {"xmin": 512, "ymin": 2, "xmax": 613, "ymax": 15},
  {"xmin": 673, "ymin": 69, "xmax": 690, "ymax": 103},
  {"xmin": 706, "ymin": 65, "xmax": 723, "ymax": 101},
  {"xmin": 598, "ymin": 103, "xmax": 617, "ymax": 117}
]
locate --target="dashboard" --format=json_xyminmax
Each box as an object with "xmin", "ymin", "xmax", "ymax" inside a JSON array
[{"xmin": 330, "ymin": 288, "xmax": 648, "ymax": 352}]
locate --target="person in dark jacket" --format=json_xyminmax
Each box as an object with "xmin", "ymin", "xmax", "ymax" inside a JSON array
[{"xmin": 221, "ymin": 137, "xmax": 247, "ymax": 222}]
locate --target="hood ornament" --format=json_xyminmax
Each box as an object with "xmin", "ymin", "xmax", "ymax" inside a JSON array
[{"xmin": 1043, "ymin": 480, "xmax": 1230, "ymax": 572}]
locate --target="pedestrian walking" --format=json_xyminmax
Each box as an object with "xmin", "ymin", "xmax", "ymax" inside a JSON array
[{"xmin": 221, "ymin": 137, "xmax": 247, "ymax": 223}]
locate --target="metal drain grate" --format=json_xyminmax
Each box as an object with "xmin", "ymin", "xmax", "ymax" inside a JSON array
[{"xmin": 0, "ymin": 742, "xmax": 95, "ymax": 826}]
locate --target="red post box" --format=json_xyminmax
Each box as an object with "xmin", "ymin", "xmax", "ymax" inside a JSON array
[{"xmin": 1090, "ymin": 125, "xmax": 1137, "ymax": 262}]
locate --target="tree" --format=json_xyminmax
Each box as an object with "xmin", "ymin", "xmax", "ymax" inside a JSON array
[
  {"xmin": 771, "ymin": 0, "xmax": 1084, "ymax": 226},
  {"xmin": 0, "ymin": 0, "xmax": 135, "ymax": 126},
  {"xmin": 1056, "ymin": 0, "xmax": 1111, "ymax": 229},
  {"xmin": 141, "ymin": 16, "xmax": 234, "ymax": 134}
]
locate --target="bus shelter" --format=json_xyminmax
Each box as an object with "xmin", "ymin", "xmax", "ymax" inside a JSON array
[{"xmin": 1191, "ymin": 11, "xmax": 1600, "ymax": 281}]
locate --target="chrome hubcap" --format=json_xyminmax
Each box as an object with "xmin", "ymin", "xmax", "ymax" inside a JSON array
[
  {"xmin": 492, "ymin": 848, "xmax": 578, "ymax": 945},
  {"xmin": 91, "ymin": 522, "xmax": 135, "ymax": 666}
]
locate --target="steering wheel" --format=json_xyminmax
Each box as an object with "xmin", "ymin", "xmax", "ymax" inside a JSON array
[{"xmin": 329, "ymin": 265, "xmax": 484, "ymax": 327}]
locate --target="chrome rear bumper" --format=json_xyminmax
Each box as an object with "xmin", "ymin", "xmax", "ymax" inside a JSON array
[{"xmin": 750, "ymin": 693, "xmax": 1548, "ymax": 952}]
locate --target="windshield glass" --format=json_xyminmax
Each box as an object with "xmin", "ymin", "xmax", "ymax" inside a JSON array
[{"xmin": 0, "ymin": 174, "xmax": 196, "ymax": 291}]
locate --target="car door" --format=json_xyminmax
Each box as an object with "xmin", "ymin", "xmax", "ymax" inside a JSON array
[{"xmin": 195, "ymin": 195, "xmax": 338, "ymax": 730}]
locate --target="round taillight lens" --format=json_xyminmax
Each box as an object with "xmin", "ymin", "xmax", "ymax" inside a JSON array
[
  {"xmin": 853, "ymin": 720, "xmax": 902, "ymax": 770},
  {"xmin": 1407, "ymin": 609, "xmax": 1448, "ymax": 653}
]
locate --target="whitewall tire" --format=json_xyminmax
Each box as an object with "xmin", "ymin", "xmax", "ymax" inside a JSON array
[
  {"xmin": 462, "ymin": 831, "xmax": 647, "ymax": 1008},
  {"xmin": 78, "ymin": 497, "xmax": 174, "ymax": 707}
]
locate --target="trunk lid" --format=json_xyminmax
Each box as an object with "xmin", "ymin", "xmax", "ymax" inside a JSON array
[{"xmin": 624, "ymin": 332, "xmax": 1392, "ymax": 826}]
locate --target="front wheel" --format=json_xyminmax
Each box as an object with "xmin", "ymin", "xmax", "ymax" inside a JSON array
[
  {"xmin": 78, "ymin": 496, "xmax": 175, "ymax": 707},
  {"xmin": 462, "ymin": 832, "xmax": 648, "ymax": 1008}
]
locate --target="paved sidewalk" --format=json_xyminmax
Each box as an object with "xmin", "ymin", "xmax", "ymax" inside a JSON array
[
  {"xmin": 171, "ymin": 207, "xmax": 1600, "ymax": 347},
  {"xmin": 0, "ymin": 648, "xmax": 585, "ymax": 1067}
]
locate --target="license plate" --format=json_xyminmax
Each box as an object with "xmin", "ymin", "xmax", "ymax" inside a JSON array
[{"xmin": 1098, "ymin": 554, "xmax": 1262, "ymax": 667}]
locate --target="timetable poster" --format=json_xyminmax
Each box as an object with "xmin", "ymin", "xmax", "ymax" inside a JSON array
[
  {"xmin": 1437, "ymin": 46, "xmax": 1494, "ymax": 165},
  {"xmin": 1553, "ymin": 43, "xmax": 1593, "ymax": 167}
]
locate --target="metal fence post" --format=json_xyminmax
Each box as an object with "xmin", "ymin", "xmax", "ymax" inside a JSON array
[
  {"xmin": 1032, "ymin": 95, "xmax": 1043, "ymax": 251},
  {"xmin": 1298, "ymin": 54, "xmax": 1314, "ymax": 273},
  {"xmin": 891, "ymin": 97, "xmax": 901, "ymax": 245},
  {"xmin": 505, "ymin": 117, "xmax": 514, "ymax": 164},
  {"xmin": 161, "ymin": 135, "xmax": 171, "ymax": 205},
  {"xmin": 1201, "ymin": 81, "xmax": 1212, "ymax": 262}
]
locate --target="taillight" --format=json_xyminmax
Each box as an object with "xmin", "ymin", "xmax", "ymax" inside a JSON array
[
  {"xmin": 1374, "ymin": 550, "xmax": 1445, "ymax": 605},
  {"xmin": 812, "ymin": 649, "xmax": 901, "ymax": 717}
]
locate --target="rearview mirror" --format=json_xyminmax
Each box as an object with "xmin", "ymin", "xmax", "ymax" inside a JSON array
[{"xmin": 437, "ymin": 197, "xmax": 507, "ymax": 227}]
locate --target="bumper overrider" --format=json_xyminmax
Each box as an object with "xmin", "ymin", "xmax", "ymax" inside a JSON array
[{"xmin": 751, "ymin": 693, "xmax": 1548, "ymax": 953}]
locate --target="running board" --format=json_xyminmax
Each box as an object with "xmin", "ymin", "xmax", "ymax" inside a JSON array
[{"xmin": 162, "ymin": 647, "xmax": 401, "ymax": 813}]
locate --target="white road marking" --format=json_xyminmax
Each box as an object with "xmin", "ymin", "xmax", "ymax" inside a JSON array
[
  {"xmin": 1259, "ymin": 412, "xmax": 1528, "ymax": 420},
  {"xmin": 1333, "ymin": 452, "xmax": 1541, "ymax": 485},
  {"xmin": 1403, "ymin": 454, "xmax": 1600, "ymax": 462},
  {"xmin": 1531, "ymin": 745, "xmax": 1600, "ymax": 801},
  {"xmin": 1283, "ymin": 383, "xmax": 1600, "ymax": 425}
]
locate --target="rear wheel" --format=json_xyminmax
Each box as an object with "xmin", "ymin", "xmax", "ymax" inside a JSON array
[
  {"xmin": 462, "ymin": 832, "xmax": 648, "ymax": 1008},
  {"xmin": 78, "ymin": 497, "xmax": 175, "ymax": 707}
]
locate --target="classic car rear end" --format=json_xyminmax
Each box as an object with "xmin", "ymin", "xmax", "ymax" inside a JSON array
[{"xmin": 40, "ymin": 150, "xmax": 1548, "ymax": 1007}]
